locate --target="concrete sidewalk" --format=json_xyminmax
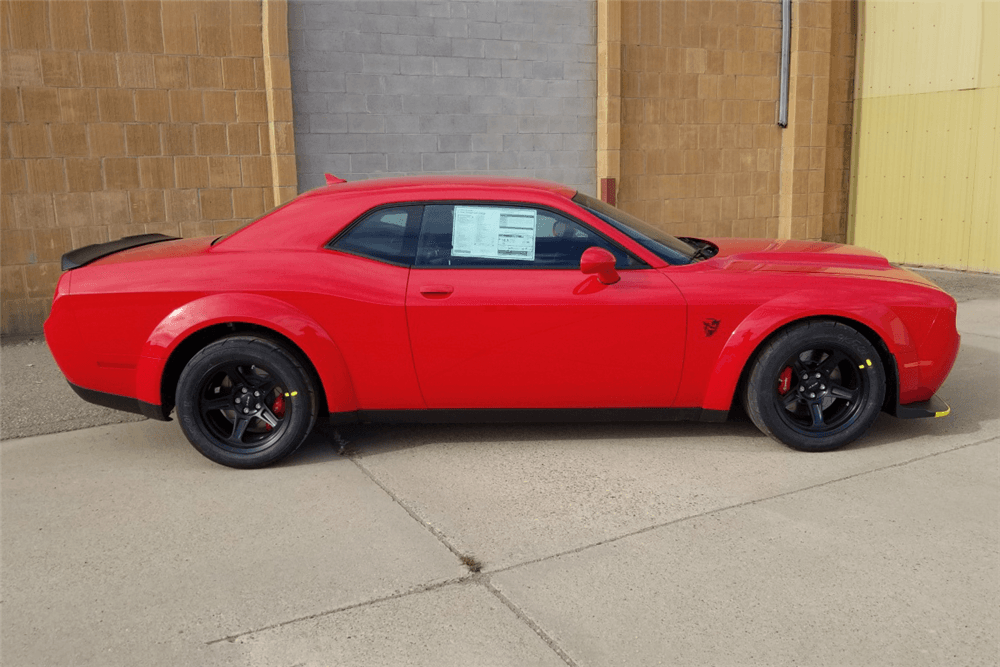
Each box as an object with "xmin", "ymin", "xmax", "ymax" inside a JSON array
[{"xmin": 1, "ymin": 269, "xmax": 998, "ymax": 666}]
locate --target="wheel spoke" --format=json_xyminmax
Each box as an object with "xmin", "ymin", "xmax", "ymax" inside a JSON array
[
  {"xmin": 817, "ymin": 350, "xmax": 848, "ymax": 375},
  {"xmin": 828, "ymin": 383, "xmax": 857, "ymax": 401},
  {"xmin": 259, "ymin": 406, "xmax": 280, "ymax": 428},
  {"xmin": 201, "ymin": 397, "xmax": 230, "ymax": 413},
  {"xmin": 782, "ymin": 391, "xmax": 800, "ymax": 408},
  {"xmin": 809, "ymin": 402, "xmax": 825, "ymax": 427},
  {"xmin": 252, "ymin": 378, "xmax": 277, "ymax": 396},
  {"xmin": 223, "ymin": 363, "xmax": 251, "ymax": 387},
  {"xmin": 231, "ymin": 415, "xmax": 251, "ymax": 442}
]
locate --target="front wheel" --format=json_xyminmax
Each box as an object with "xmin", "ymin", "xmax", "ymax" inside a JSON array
[
  {"xmin": 175, "ymin": 336, "xmax": 318, "ymax": 468},
  {"xmin": 744, "ymin": 321, "xmax": 886, "ymax": 452}
]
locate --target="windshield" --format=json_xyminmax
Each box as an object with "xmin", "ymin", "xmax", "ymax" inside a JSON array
[{"xmin": 572, "ymin": 192, "xmax": 697, "ymax": 265}]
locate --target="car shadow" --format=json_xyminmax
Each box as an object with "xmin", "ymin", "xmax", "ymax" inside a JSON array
[{"xmin": 283, "ymin": 338, "xmax": 998, "ymax": 466}]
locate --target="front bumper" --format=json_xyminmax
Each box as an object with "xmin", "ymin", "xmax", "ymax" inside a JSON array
[{"xmin": 895, "ymin": 394, "xmax": 951, "ymax": 419}]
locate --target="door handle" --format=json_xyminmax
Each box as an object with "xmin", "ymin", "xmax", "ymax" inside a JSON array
[{"xmin": 419, "ymin": 285, "xmax": 454, "ymax": 298}]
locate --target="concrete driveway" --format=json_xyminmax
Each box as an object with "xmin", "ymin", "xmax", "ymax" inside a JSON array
[{"xmin": 2, "ymin": 292, "xmax": 997, "ymax": 666}]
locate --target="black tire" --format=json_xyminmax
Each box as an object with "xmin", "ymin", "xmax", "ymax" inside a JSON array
[
  {"xmin": 744, "ymin": 320, "xmax": 886, "ymax": 452},
  {"xmin": 175, "ymin": 336, "xmax": 318, "ymax": 468}
]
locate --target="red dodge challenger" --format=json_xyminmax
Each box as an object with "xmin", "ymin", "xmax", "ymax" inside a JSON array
[{"xmin": 45, "ymin": 176, "xmax": 959, "ymax": 468}]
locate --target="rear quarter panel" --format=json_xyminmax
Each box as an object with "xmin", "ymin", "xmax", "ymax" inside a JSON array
[{"xmin": 58, "ymin": 241, "xmax": 424, "ymax": 414}]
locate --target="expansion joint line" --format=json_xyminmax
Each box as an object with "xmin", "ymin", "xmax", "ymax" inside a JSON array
[
  {"xmin": 490, "ymin": 435, "xmax": 1000, "ymax": 576},
  {"xmin": 484, "ymin": 580, "xmax": 581, "ymax": 667},
  {"xmin": 207, "ymin": 437, "xmax": 996, "ymax": 647},
  {"xmin": 349, "ymin": 453, "xmax": 468, "ymax": 562},
  {"xmin": 349, "ymin": 454, "xmax": 578, "ymax": 667},
  {"xmin": 205, "ymin": 576, "xmax": 467, "ymax": 645}
]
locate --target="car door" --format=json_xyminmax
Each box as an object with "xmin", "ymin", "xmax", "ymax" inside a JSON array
[
  {"xmin": 405, "ymin": 202, "xmax": 688, "ymax": 410},
  {"xmin": 315, "ymin": 204, "xmax": 426, "ymax": 410}
]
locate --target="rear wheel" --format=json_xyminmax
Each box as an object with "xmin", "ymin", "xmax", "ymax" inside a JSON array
[
  {"xmin": 744, "ymin": 321, "xmax": 886, "ymax": 452},
  {"xmin": 175, "ymin": 336, "xmax": 318, "ymax": 468}
]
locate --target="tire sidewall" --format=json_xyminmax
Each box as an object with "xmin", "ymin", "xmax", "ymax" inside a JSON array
[
  {"xmin": 176, "ymin": 337, "xmax": 316, "ymax": 468},
  {"xmin": 748, "ymin": 322, "xmax": 886, "ymax": 452}
]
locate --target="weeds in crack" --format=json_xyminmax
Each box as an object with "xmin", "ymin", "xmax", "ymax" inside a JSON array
[{"xmin": 459, "ymin": 554, "xmax": 483, "ymax": 573}]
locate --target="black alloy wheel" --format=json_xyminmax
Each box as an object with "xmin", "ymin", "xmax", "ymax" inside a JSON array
[
  {"xmin": 176, "ymin": 336, "xmax": 318, "ymax": 468},
  {"xmin": 745, "ymin": 321, "xmax": 886, "ymax": 452},
  {"xmin": 773, "ymin": 347, "xmax": 871, "ymax": 435},
  {"xmin": 197, "ymin": 361, "xmax": 289, "ymax": 454}
]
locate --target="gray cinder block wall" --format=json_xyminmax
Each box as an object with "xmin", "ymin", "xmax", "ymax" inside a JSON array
[{"xmin": 288, "ymin": 0, "xmax": 597, "ymax": 194}]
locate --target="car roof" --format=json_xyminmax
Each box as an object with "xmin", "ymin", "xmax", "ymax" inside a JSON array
[
  {"xmin": 214, "ymin": 175, "xmax": 584, "ymax": 252},
  {"xmin": 299, "ymin": 175, "xmax": 577, "ymax": 200}
]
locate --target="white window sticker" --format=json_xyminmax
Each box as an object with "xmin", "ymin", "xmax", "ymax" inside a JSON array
[{"xmin": 452, "ymin": 206, "xmax": 536, "ymax": 261}]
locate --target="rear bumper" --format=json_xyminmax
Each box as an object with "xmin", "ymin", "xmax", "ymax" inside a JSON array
[
  {"xmin": 68, "ymin": 382, "xmax": 170, "ymax": 421},
  {"xmin": 894, "ymin": 394, "xmax": 951, "ymax": 420}
]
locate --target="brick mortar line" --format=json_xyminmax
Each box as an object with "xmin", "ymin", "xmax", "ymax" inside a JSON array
[{"xmin": 205, "ymin": 435, "xmax": 997, "ymax": 646}]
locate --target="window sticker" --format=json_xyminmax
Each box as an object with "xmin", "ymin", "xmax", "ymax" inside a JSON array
[{"xmin": 452, "ymin": 206, "xmax": 536, "ymax": 261}]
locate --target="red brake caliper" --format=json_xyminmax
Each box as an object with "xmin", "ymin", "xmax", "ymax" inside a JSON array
[
  {"xmin": 777, "ymin": 367, "xmax": 792, "ymax": 395},
  {"xmin": 265, "ymin": 394, "xmax": 286, "ymax": 431}
]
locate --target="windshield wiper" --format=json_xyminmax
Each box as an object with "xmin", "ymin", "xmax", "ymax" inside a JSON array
[{"xmin": 688, "ymin": 241, "xmax": 718, "ymax": 262}]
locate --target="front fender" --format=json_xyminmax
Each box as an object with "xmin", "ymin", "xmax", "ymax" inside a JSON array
[
  {"xmin": 134, "ymin": 293, "xmax": 357, "ymax": 414},
  {"xmin": 699, "ymin": 290, "xmax": 918, "ymax": 412}
]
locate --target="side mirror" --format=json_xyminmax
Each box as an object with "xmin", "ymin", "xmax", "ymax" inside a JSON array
[{"xmin": 580, "ymin": 247, "xmax": 620, "ymax": 285}]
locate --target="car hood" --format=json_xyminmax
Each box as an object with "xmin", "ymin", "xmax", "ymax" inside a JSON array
[{"xmin": 700, "ymin": 238, "xmax": 938, "ymax": 287}]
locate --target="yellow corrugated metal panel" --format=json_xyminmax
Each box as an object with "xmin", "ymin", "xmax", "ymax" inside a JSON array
[
  {"xmin": 853, "ymin": 87, "xmax": 999, "ymax": 271},
  {"xmin": 860, "ymin": 0, "xmax": 983, "ymax": 98},
  {"xmin": 851, "ymin": 0, "xmax": 1000, "ymax": 272},
  {"xmin": 980, "ymin": 1, "xmax": 1000, "ymax": 88},
  {"xmin": 967, "ymin": 86, "xmax": 999, "ymax": 271}
]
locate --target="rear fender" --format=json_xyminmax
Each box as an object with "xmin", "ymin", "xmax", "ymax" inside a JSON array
[
  {"xmin": 700, "ymin": 290, "xmax": 917, "ymax": 412},
  {"xmin": 135, "ymin": 293, "xmax": 357, "ymax": 413}
]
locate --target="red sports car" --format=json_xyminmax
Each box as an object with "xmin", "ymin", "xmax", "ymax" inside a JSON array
[{"xmin": 45, "ymin": 176, "xmax": 959, "ymax": 468}]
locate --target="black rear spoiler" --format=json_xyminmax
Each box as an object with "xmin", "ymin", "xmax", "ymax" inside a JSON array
[{"xmin": 61, "ymin": 234, "xmax": 179, "ymax": 271}]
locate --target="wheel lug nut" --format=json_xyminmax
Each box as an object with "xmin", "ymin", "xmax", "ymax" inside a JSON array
[
  {"xmin": 809, "ymin": 392, "xmax": 816, "ymax": 398},
  {"xmin": 236, "ymin": 398, "xmax": 241, "ymax": 404},
  {"xmin": 814, "ymin": 373, "xmax": 821, "ymax": 378},
  {"xmin": 798, "ymin": 386, "xmax": 804, "ymax": 392},
  {"xmin": 241, "ymin": 388, "xmax": 247, "ymax": 393},
  {"xmin": 254, "ymin": 391, "xmax": 260, "ymax": 397},
  {"xmin": 820, "ymin": 384, "xmax": 826, "ymax": 390},
  {"xmin": 243, "ymin": 408, "xmax": 249, "ymax": 414},
  {"xmin": 801, "ymin": 374, "xmax": 808, "ymax": 380}
]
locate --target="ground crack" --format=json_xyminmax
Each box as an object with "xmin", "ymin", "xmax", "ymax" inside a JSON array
[
  {"xmin": 484, "ymin": 579, "xmax": 580, "ymax": 667},
  {"xmin": 207, "ymin": 437, "xmax": 995, "ymax": 648}
]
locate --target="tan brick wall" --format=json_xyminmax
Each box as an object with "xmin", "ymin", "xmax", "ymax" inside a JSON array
[
  {"xmin": 1, "ymin": 0, "xmax": 296, "ymax": 335},
  {"xmin": 822, "ymin": 0, "xmax": 856, "ymax": 243},
  {"xmin": 777, "ymin": 0, "xmax": 855, "ymax": 242},
  {"xmin": 600, "ymin": 0, "xmax": 856, "ymax": 243}
]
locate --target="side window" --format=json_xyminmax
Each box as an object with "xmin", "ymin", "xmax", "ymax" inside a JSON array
[
  {"xmin": 415, "ymin": 204, "xmax": 638, "ymax": 268},
  {"xmin": 330, "ymin": 206, "xmax": 422, "ymax": 265}
]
